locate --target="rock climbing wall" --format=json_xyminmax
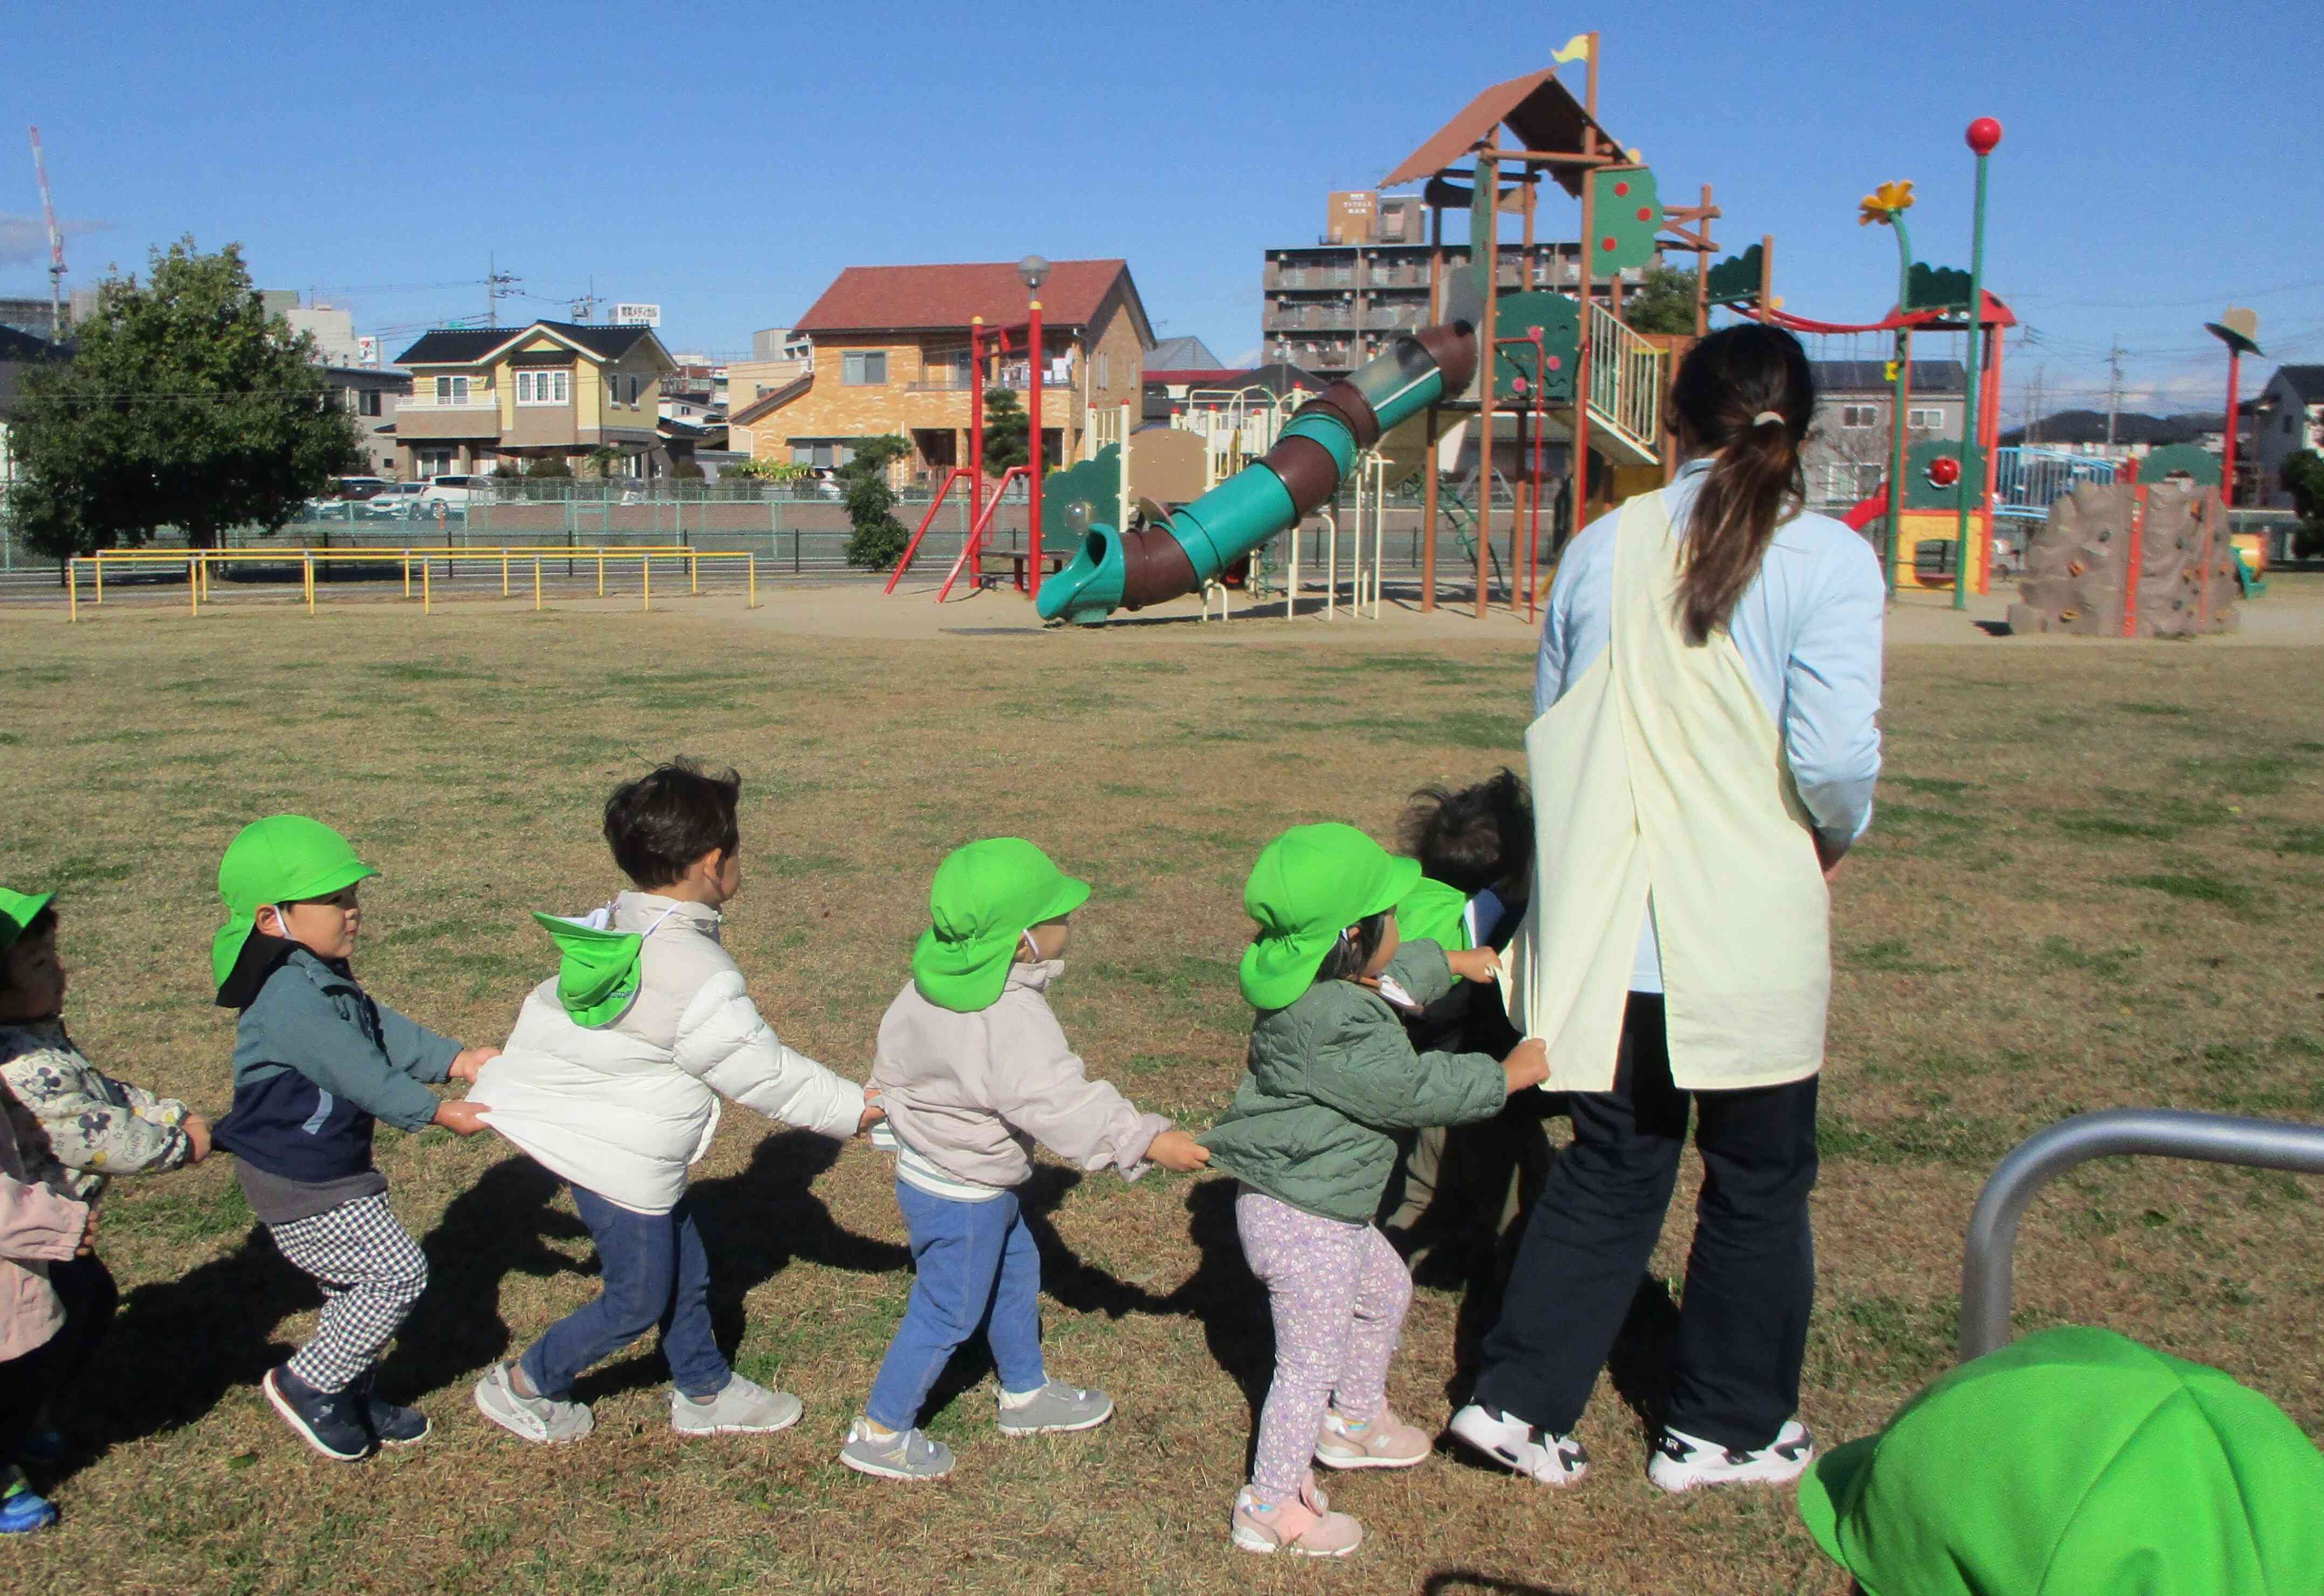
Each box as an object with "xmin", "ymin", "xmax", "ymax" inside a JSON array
[{"xmin": 2005, "ymin": 481, "xmax": 2238, "ymax": 638}]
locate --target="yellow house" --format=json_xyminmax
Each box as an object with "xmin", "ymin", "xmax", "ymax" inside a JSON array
[
  {"xmin": 734, "ymin": 259, "xmax": 1152, "ymax": 480},
  {"xmin": 390, "ymin": 320, "xmax": 678, "ymax": 478}
]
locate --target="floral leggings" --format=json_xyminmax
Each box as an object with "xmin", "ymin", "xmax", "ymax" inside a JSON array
[{"xmin": 1236, "ymin": 1187, "xmax": 1414, "ymax": 1498}]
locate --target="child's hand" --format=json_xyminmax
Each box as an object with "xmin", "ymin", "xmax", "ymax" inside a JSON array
[
  {"xmin": 75, "ymin": 1207, "xmax": 98, "ymax": 1257},
  {"xmin": 433, "ymin": 1100, "xmax": 491, "ymax": 1136},
  {"xmin": 1501, "ymin": 1038, "xmax": 1550, "ymax": 1094},
  {"xmin": 857, "ymin": 1102, "xmax": 887, "ymax": 1135},
  {"xmin": 1447, "ymin": 945, "xmax": 1503, "ymax": 984},
  {"xmin": 448, "ymin": 1046, "xmax": 500, "ymax": 1084},
  {"xmin": 183, "ymin": 1113, "xmax": 213, "ymax": 1165},
  {"xmin": 1146, "ymin": 1128, "xmax": 1212, "ymax": 1174}
]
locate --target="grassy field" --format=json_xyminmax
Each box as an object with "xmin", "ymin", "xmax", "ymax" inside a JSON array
[{"xmin": 3, "ymin": 584, "xmax": 2321, "ymax": 1594}]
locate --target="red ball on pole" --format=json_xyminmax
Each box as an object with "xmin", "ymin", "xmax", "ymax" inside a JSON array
[
  {"xmin": 1927, "ymin": 454, "xmax": 1962, "ymax": 488},
  {"xmin": 1965, "ymin": 117, "xmax": 2003, "ymax": 155}
]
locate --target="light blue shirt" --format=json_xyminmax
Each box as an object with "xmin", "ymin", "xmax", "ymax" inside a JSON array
[{"xmin": 1534, "ymin": 460, "xmax": 1885, "ymax": 992}]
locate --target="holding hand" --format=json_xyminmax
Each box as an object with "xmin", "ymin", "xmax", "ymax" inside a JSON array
[
  {"xmin": 857, "ymin": 1101, "xmax": 887, "ymax": 1135},
  {"xmin": 433, "ymin": 1100, "xmax": 491, "ymax": 1136},
  {"xmin": 448, "ymin": 1046, "xmax": 501, "ymax": 1084},
  {"xmin": 183, "ymin": 1113, "xmax": 213, "ymax": 1165},
  {"xmin": 75, "ymin": 1207, "xmax": 98, "ymax": 1257},
  {"xmin": 1501, "ymin": 1037, "xmax": 1550, "ymax": 1095},
  {"xmin": 1147, "ymin": 1128, "xmax": 1212, "ymax": 1173},
  {"xmin": 1446, "ymin": 945, "xmax": 1503, "ymax": 984}
]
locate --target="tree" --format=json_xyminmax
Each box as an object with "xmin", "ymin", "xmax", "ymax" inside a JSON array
[
  {"xmin": 5, "ymin": 238, "xmax": 362, "ymax": 556},
  {"xmin": 1622, "ymin": 264, "xmax": 1701, "ymax": 337},
  {"xmin": 838, "ymin": 435, "xmax": 915, "ymax": 568},
  {"xmin": 525, "ymin": 454, "xmax": 572, "ymax": 478},
  {"xmin": 586, "ymin": 444, "xmax": 623, "ymax": 479},
  {"xmin": 2286, "ymin": 451, "xmax": 2324, "ymax": 558},
  {"xmin": 982, "ymin": 386, "xmax": 1029, "ymax": 475}
]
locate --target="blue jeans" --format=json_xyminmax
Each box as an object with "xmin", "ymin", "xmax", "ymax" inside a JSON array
[
  {"xmin": 519, "ymin": 1187, "xmax": 729, "ymax": 1400},
  {"xmin": 864, "ymin": 1181, "xmax": 1045, "ymax": 1431}
]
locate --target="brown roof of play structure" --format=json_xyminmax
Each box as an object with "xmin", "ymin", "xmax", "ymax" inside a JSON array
[
  {"xmin": 1380, "ymin": 68, "xmax": 1626, "ymax": 197},
  {"xmin": 794, "ymin": 259, "xmax": 1149, "ymax": 340}
]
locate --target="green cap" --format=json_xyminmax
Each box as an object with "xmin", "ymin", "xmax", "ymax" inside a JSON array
[
  {"xmin": 211, "ymin": 815, "xmax": 378, "ymax": 988},
  {"xmin": 1395, "ymin": 875, "xmax": 1474, "ymax": 955},
  {"xmin": 1239, "ymin": 824, "xmax": 1420, "ymax": 1010},
  {"xmin": 532, "ymin": 910, "xmax": 644, "ymax": 1029},
  {"xmin": 0, "ymin": 888, "xmax": 54, "ymax": 950},
  {"xmin": 1798, "ymin": 1326, "xmax": 2324, "ymax": 1595},
  {"xmin": 911, "ymin": 839, "xmax": 1090, "ymax": 1013}
]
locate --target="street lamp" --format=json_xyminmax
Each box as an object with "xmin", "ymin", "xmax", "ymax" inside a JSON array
[
  {"xmin": 1018, "ymin": 255, "xmax": 1051, "ymax": 602},
  {"xmin": 2205, "ymin": 306, "xmax": 2262, "ymax": 509},
  {"xmin": 1952, "ymin": 115, "xmax": 2002, "ymax": 611}
]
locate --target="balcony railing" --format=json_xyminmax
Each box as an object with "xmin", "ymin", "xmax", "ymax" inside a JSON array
[
  {"xmin": 398, "ymin": 388, "xmax": 498, "ymax": 412},
  {"xmin": 1584, "ymin": 301, "xmax": 1663, "ymax": 462},
  {"xmin": 904, "ymin": 375, "xmax": 973, "ymax": 393}
]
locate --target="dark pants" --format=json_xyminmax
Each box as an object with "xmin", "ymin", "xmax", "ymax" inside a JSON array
[
  {"xmin": 1474, "ymin": 995, "xmax": 1819, "ymax": 1450},
  {"xmin": 519, "ymin": 1188, "xmax": 728, "ymax": 1401},
  {"xmin": 0, "ymin": 1254, "xmax": 118, "ymax": 1457}
]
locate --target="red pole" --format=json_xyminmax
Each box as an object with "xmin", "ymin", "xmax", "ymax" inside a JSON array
[
  {"xmin": 970, "ymin": 317, "xmax": 986, "ymax": 508},
  {"xmin": 1027, "ymin": 298, "xmax": 1044, "ymax": 603},
  {"xmin": 2221, "ymin": 350, "xmax": 2242, "ymax": 509}
]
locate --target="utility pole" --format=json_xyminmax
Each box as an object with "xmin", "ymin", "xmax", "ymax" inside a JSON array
[
  {"xmin": 486, "ymin": 255, "xmax": 520, "ymax": 327},
  {"xmin": 2027, "ymin": 366, "xmax": 2044, "ymax": 445},
  {"xmin": 2104, "ymin": 338, "xmax": 2125, "ymax": 450}
]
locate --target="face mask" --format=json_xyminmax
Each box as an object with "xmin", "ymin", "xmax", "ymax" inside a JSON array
[{"xmin": 1021, "ymin": 929, "xmax": 1043, "ymax": 961}]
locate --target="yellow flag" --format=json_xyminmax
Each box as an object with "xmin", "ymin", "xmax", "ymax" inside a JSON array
[{"xmin": 1553, "ymin": 32, "xmax": 1592, "ymax": 63}]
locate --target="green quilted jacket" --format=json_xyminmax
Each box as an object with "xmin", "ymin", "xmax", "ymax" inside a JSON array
[{"xmin": 1200, "ymin": 940, "xmax": 1507, "ymax": 1223}]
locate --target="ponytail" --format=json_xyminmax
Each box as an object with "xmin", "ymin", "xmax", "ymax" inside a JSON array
[{"xmin": 1667, "ymin": 325, "xmax": 1816, "ymax": 645}]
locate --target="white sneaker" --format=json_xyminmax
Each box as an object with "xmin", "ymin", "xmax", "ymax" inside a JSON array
[
  {"xmin": 1647, "ymin": 1419, "xmax": 1814, "ymax": 1494},
  {"xmin": 1447, "ymin": 1402, "xmax": 1589, "ymax": 1487}
]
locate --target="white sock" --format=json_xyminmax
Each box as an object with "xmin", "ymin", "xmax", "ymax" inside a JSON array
[{"xmin": 998, "ymin": 1382, "xmax": 1048, "ymax": 1409}]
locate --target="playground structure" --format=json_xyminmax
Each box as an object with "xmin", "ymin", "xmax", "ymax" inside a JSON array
[
  {"xmin": 64, "ymin": 543, "xmax": 757, "ymax": 620},
  {"xmin": 2004, "ymin": 445, "xmax": 2249, "ymax": 637}
]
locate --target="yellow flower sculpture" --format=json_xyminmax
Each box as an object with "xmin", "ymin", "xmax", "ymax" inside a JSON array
[{"xmin": 1858, "ymin": 179, "xmax": 1916, "ymax": 227}]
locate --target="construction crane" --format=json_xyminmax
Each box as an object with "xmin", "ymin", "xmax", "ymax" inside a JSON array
[{"xmin": 27, "ymin": 126, "xmax": 66, "ymax": 337}]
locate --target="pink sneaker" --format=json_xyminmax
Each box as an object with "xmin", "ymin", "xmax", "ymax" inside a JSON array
[
  {"xmin": 1315, "ymin": 1406, "xmax": 1430, "ymax": 1470},
  {"xmin": 1230, "ymin": 1471, "xmax": 1362, "ymax": 1557}
]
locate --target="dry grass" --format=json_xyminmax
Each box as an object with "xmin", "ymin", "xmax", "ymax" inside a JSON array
[{"xmin": 3, "ymin": 586, "xmax": 2321, "ymax": 1595}]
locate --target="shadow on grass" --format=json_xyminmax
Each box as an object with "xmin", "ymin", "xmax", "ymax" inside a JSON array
[{"xmin": 1424, "ymin": 1574, "xmax": 1587, "ymax": 1596}]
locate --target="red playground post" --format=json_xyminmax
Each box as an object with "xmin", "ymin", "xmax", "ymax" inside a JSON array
[{"xmin": 1027, "ymin": 296, "xmax": 1044, "ymax": 604}]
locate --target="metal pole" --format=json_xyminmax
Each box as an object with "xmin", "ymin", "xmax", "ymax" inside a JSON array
[
  {"xmin": 2222, "ymin": 350, "xmax": 2243, "ymax": 509},
  {"xmin": 1477, "ymin": 153, "xmax": 1500, "ymax": 619},
  {"xmin": 1952, "ymin": 126, "xmax": 1997, "ymax": 610},
  {"xmin": 1961, "ymin": 1108, "xmax": 2324, "ymax": 1361},
  {"xmin": 1027, "ymin": 299, "xmax": 1044, "ymax": 602},
  {"xmin": 1886, "ymin": 213, "xmax": 1915, "ymax": 597},
  {"xmin": 534, "ymin": 556, "xmax": 542, "ymax": 611}
]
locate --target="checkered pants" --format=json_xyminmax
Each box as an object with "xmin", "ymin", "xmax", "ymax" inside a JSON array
[{"xmin": 265, "ymin": 1194, "xmax": 430, "ymax": 1393}]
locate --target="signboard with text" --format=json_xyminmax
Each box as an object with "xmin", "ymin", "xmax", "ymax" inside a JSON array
[{"xmin": 612, "ymin": 303, "xmax": 662, "ymax": 326}]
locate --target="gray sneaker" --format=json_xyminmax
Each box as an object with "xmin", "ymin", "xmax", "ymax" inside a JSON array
[
  {"xmin": 838, "ymin": 1417, "xmax": 955, "ymax": 1481},
  {"xmin": 473, "ymin": 1362, "xmax": 594, "ymax": 1446},
  {"xmin": 996, "ymin": 1380, "xmax": 1114, "ymax": 1436},
  {"xmin": 670, "ymin": 1374, "xmax": 803, "ymax": 1437}
]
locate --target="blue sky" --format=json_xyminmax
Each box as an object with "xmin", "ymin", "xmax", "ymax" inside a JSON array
[{"xmin": 6, "ymin": 0, "xmax": 2318, "ymax": 421}]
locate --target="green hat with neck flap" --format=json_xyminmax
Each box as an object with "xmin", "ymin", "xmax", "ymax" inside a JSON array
[
  {"xmin": 912, "ymin": 839, "xmax": 1089, "ymax": 1013},
  {"xmin": 0, "ymin": 888, "xmax": 54, "ymax": 950},
  {"xmin": 1240, "ymin": 823, "xmax": 1420, "ymax": 1010},
  {"xmin": 532, "ymin": 908, "xmax": 643, "ymax": 1029},
  {"xmin": 211, "ymin": 816, "xmax": 378, "ymax": 988}
]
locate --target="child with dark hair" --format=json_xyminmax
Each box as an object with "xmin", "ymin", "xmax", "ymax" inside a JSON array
[
  {"xmin": 1200, "ymin": 824, "xmax": 1547, "ymax": 1557},
  {"xmin": 1377, "ymin": 772, "xmax": 1555, "ymax": 1272},
  {"xmin": 0, "ymin": 887, "xmax": 210, "ymax": 1468},
  {"xmin": 470, "ymin": 760, "xmax": 881, "ymax": 1447}
]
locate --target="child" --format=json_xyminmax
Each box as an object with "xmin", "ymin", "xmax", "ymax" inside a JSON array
[
  {"xmin": 0, "ymin": 887, "xmax": 211, "ymax": 1463},
  {"xmin": 0, "ymin": 892, "xmax": 100, "ymax": 1534},
  {"xmin": 844, "ymin": 838, "xmax": 1208, "ymax": 1482},
  {"xmin": 1377, "ymin": 773, "xmax": 1554, "ymax": 1271},
  {"xmin": 469, "ymin": 761, "xmax": 879, "ymax": 1446},
  {"xmin": 1200, "ymin": 823, "xmax": 1548, "ymax": 1557},
  {"xmin": 208, "ymin": 815, "xmax": 497, "ymax": 1462}
]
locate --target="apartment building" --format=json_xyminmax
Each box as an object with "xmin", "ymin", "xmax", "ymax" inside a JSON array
[{"xmin": 1803, "ymin": 359, "xmax": 1965, "ymax": 508}]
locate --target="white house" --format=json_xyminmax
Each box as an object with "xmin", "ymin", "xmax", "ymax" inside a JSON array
[{"xmin": 2252, "ymin": 365, "xmax": 2324, "ymax": 509}]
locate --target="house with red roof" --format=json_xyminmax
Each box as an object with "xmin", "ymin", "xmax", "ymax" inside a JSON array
[{"xmin": 730, "ymin": 259, "xmax": 1152, "ymax": 479}]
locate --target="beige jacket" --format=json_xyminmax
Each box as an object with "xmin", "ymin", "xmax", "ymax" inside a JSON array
[
  {"xmin": 0, "ymin": 1105, "xmax": 86, "ymax": 1362},
  {"xmin": 869, "ymin": 962, "xmax": 1168, "ymax": 1193}
]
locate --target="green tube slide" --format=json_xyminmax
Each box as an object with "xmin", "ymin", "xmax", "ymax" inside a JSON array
[{"xmin": 1036, "ymin": 327, "xmax": 1468, "ymax": 625}]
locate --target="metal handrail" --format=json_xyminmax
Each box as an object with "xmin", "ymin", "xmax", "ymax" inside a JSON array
[{"xmin": 1959, "ymin": 1108, "xmax": 2324, "ymax": 1361}]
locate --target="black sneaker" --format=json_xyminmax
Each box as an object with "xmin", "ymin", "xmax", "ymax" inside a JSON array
[
  {"xmin": 350, "ymin": 1374, "xmax": 430, "ymax": 1447},
  {"xmin": 262, "ymin": 1366, "xmax": 375, "ymax": 1462}
]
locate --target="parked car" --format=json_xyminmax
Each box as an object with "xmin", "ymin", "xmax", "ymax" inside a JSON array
[
  {"xmin": 413, "ymin": 476, "xmax": 479, "ymax": 515},
  {"xmin": 363, "ymin": 482, "xmax": 427, "ymax": 517},
  {"xmin": 331, "ymin": 476, "xmax": 390, "ymax": 501}
]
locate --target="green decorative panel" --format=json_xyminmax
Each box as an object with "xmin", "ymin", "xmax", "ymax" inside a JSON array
[
  {"xmin": 2137, "ymin": 444, "xmax": 2220, "ymax": 487},
  {"xmin": 1902, "ymin": 438, "xmax": 1986, "ymax": 511},
  {"xmin": 1706, "ymin": 242, "xmax": 1763, "ymax": 306},
  {"xmin": 1904, "ymin": 262, "xmax": 1972, "ymax": 312},
  {"xmin": 1470, "ymin": 163, "xmax": 1498, "ymax": 303},
  {"xmin": 1490, "ymin": 292, "xmax": 1581, "ymax": 403},
  {"xmin": 1588, "ymin": 167, "xmax": 1662, "ymax": 272},
  {"xmin": 1040, "ymin": 444, "xmax": 1125, "ymax": 542}
]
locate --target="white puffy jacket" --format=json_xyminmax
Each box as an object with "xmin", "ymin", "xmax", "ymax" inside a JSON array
[{"xmin": 471, "ymin": 893, "xmax": 867, "ymax": 1214}]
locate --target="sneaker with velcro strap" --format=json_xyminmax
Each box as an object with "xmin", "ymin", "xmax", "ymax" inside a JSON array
[
  {"xmin": 0, "ymin": 1465, "xmax": 58, "ymax": 1534},
  {"xmin": 1447, "ymin": 1402, "xmax": 1590, "ymax": 1487},
  {"xmin": 995, "ymin": 1380, "xmax": 1113, "ymax": 1436},
  {"xmin": 349, "ymin": 1373, "xmax": 429, "ymax": 1447},
  {"xmin": 1647, "ymin": 1419, "xmax": 1814, "ymax": 1494},
  {"xmin": 263, "ymin": 1365, "xmax": 375, "ymax": 1462}
]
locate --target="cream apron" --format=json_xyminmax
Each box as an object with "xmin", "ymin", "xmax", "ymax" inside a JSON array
[{"xmin": 1501, "ymin": 490, "xmax": 1830, "ymax": 1092}]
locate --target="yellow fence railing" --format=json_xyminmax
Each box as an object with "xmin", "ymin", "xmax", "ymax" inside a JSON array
[{"xmin": 64, "ymin": 545, "xmax": 760, "ymax": 621}]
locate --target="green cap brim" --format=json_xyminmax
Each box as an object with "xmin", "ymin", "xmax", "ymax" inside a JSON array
[
  {"xmin": 532, "ymin": 912, "xmax": 644, "ymax": 1028},
  {"xmin": 912, "ymin": 872, "xmax": 1090, "ymax": 1013},
  {"xmin": 1239, "ymin": 855, "xmax": 1420, "ymax": 1009},
  {"xmin": 0, "ymin": 889, "xmax": 54, "ymax": 950},
  {"xmin": 1794, "ymin": 1433, "xmax": 1879, "ymax": 1570},
  {"xmin": 208, "ymin": 859, "xmax": 378, "ymax": 989}
]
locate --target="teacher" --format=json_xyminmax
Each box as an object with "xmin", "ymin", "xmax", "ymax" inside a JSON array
[{"xmin": 1450, "ymin": 325, "xmax": 1883, "ymax": 1494}]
